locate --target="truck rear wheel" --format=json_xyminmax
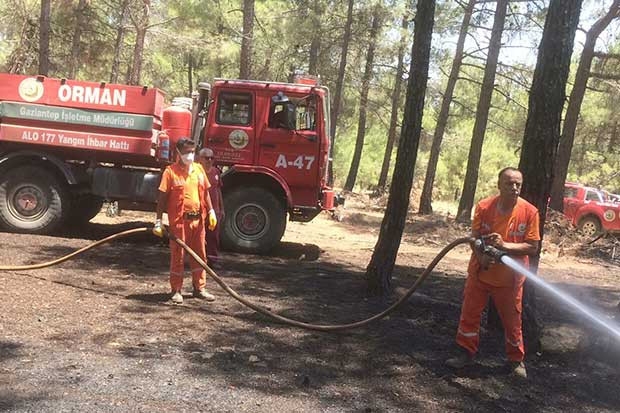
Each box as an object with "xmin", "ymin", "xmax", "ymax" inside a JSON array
[
  {"xmin": 578, "ymin": 216, "xmax": 602, "ymax": 237},
  {"xmin": 222, "ymin": 187, "xmax": 286, "ymax": 253},
  {"xmin": 0, "ymin": 166, "xmax": 69, "ymax": 234}
]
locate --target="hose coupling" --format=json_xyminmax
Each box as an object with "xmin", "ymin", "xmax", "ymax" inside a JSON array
[{"xmin": 474, "ymin": 237, "xmax": 507, "ymax": 260}]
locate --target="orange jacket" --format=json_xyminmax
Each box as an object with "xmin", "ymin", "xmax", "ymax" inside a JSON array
[
  {"xmin": 468, "ymin": 196, "xmax": 540, "ymax": 287},
  {"xmin": 159, "ymin": 162, "xmax": 211, "ymax": 227}
]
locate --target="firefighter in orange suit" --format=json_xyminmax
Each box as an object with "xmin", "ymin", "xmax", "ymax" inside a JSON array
[
  {"xmin": 446, "ymin": 167, "xmax": 540, "ymax": 379},
  {"xmin": 153, "ymin": 137, "xmax": 218, "ymax": 304}
]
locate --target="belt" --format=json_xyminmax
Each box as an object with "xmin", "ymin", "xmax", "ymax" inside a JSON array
[{"xmin": 183, "ymin": 211, "xmax": 201, "ymax": 220}]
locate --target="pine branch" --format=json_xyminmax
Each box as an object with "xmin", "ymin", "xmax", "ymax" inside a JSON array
[{"xmin": 590, "ymin": 71, "xmax": 620, "ymax": 81}]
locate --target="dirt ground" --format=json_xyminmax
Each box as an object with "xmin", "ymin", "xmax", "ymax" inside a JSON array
[{"xmin": 1, "ymin": 194, "xmax": 620, "ymax": 412}]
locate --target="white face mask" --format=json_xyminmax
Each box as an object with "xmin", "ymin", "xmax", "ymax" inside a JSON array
[{"xmin": 179, "ymin": 151, "xmax": 195, "ymax": 165}]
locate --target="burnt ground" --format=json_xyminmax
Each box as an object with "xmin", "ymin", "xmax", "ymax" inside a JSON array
[{"xmin": 1, "ymin": 195, "xmax": 619, "ymax": 412}]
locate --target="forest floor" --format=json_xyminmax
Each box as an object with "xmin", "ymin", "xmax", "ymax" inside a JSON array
[{"xmin": 1, "ymin": 193, "xmax": 620, "ymax": 412}]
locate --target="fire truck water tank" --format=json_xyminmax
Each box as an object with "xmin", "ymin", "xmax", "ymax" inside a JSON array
[{"xmin": 162, "ymin": 105, "xmax": 192, "ymax": 157}]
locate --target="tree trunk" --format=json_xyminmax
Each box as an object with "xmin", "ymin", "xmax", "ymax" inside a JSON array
[
  {"xmin": 124, "ymin": 61, "xmax": 132, "ymax": 84},
  {"xmin": 377, "ymin": 13, "xmax": 408, "ymax": 192},
  {"xmin": 214, "ymin": 15, "xmax": 225, "ymax": 78},
  {"xmin": 239, "ymin": 0, "xmax": 255, "ymax": 79},
  {"xmin": 188, "ymin": 52, "xmax": 194, "ymax": 96},
  {"xmin": 457, "ymin": 0, "xmax": 508, "ymax": 222},
  {"xmin": 549, "ymin": 0, "xmax": 620, "ymax": 212},
  {"xmin": 595, "ymin": 125, "xmax": 604, "ymax": 149},
  {"xmin": 419, "ymin": 0, "xmax": 476, "ymax": 214},
  {"xmin": 38, "ymin": 0, "xmax": 51, "ymax": 76},
  {"xmin": 609, "ymin": 121, "xmax": 619, "ymax": 153},
  {"xmin": 129, "ymin": 27, "xmax": 147, "ymax": 85},
  {"xmin": 128, "ymin": 0, "xmax": 150, "ymax": 86},
  {"xmin": 576, "ymin": 135, "xmax": 586, "ymax": 176},
  {"xmin": 110, "ymin": 0, "xmax": 129, "ymax": 83},
  {"xmin": 308, "ymin": 0, "xmax": 321, "ymax": 76},
  {"xmin": 518, "ymin": 0, "xmax": 583, "ymax": 354},
  {"xmin": 344, "ymin": 6, "xmax": 381, "ymax": 191},
  {"xmin": 68, "ymin": 0, "xmax": 88, "ymax": 79},
  {"xmin": 327, "ymin": 0, "xmax": 355, "ymax": 186},
  {"xmin": 366, "ymin": 0, "xmax": 436, "ymax": 297}
]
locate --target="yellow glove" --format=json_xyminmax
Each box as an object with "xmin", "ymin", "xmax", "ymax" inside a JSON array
[
  {"xmin": 152, "ymin": 219, "xmax": 164, "ymax": 237},
  {"xmin": 208, "ymin": 209, "xmax": 217, "ymax": 231}
]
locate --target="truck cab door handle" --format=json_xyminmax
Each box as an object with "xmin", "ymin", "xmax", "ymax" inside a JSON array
[
  {"xmin": 260, "ymin": 143, "xmax": 276, "ymax": 148},
  {"xmin": 208, "ymin": 138, "xmax": 225, "ymax": 143},
  {"xmin": 305, "ymin": 134, "xmax": 317, "ymax": 142}
]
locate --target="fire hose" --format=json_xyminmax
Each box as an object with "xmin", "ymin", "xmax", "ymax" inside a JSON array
[{"xmin": 0, "ymin": 226, "xmax": 473, "ymax": 332}]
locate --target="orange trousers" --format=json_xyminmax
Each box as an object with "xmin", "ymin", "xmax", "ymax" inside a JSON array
[
  {"xmin": 168, "ymin": 218, "xmax": 207, "ymax": 292},
  {"xmin": 456, "ymin": 274, "xmax": 525, "ymax": 362}
]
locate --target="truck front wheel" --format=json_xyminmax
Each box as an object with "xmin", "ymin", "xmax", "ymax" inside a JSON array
[
  {"xmin": 0, "ymin": 166, "xmax": 69, "ymax": 234},
  {"xmin": 222, "ymin": 188, "xmax": 286, "ymax": 253},
  {"xmin": 578, "ymin": 216, "xmax": 602, "ymax": 237}
]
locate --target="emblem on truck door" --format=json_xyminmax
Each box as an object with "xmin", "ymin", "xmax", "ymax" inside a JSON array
[
  {"xmin": 604, "ymin": 210, "xmax": 615, "ymax": 221},
  {"xmin": 229, "ymin": 129, "xmax": 249, "ymax": 149},
  {"xmin": 18, "ymin": 78, "xmax": 44, "ymax": 102}
]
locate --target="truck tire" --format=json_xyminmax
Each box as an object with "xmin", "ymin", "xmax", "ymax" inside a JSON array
[
  {"xmin": 0, "ymin": 166, "xmax": 69, "ymax": 234},
  {"xmin": 222, "ymin": 187, "xmax": 286, "ymax": 253},
  {"xmin": 67, "ymin": 194, "xmax": 104, "ymax": 225},
  {"xmin": 578, "ymin": 216, "xmax": 602, "ymax": 237}
]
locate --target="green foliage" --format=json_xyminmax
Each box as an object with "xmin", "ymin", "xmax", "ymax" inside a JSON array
[
  {"xmin": 567, "ymin": 47, "xmax": 620, "ymax": 192},
  {"xmin": 334, "ymin": 122, "xmax": 392, "ymax": 189}
]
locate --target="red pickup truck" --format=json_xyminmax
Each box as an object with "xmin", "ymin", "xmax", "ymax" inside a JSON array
[{"xmin": 563, "ymin": 182, "xmax": 620, "ymax": 236}]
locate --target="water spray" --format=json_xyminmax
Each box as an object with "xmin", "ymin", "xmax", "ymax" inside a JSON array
[{"xmin": 475, "ymin": 238, "xmax": 620, "ymax": 341}]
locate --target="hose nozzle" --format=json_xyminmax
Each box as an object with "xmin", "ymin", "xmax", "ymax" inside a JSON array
[{"xmin": 474, "ymin": 238, "xmax": 507, "ymax": 261}]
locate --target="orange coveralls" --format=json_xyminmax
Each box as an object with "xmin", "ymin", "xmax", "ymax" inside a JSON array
[
  {"xmin": 159, "ymin": 162, "xmax": 211, "ymax": 292},
  {"xmin": 456, "ymin": 196, "xmax": 540, "ymax": 362}
]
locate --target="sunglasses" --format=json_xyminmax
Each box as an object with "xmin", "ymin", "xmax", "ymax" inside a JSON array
[{"xmin": 200, "ymin": 156, "xmax": 213, "ymax": 160}]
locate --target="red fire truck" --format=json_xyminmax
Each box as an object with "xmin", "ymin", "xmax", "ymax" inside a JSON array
[{"xmin": 0, "ymin": 73, "xmax": 342, "ymax": 252}]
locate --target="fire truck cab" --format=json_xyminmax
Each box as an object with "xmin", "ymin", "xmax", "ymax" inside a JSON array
[{"xmin": 193, "ymin": 79, "xmax": 337, "ymax": 252}]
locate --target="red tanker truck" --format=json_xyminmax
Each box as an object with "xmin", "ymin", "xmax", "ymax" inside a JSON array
[{"xmin": 0, "ymin": 73, "xmax": 343, "ymax": 252}]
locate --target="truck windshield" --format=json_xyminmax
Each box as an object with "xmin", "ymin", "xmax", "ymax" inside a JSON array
[{"xmin": 217, "ymin": 92, "xmax": 251, "ymax": 126}]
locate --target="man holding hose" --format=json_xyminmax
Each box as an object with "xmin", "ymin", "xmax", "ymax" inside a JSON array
[{"xmin": 446, "ymin": 167, "xmax": 540, "ymax": 379}]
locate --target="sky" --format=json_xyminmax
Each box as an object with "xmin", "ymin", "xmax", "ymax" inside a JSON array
[{"xmin": 458, "ymin": 0, "xmax": 620, "ymax": 67}]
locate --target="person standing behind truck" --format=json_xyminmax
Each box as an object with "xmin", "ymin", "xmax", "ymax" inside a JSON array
[
  {"xmin": 153, "ymin": 138, "xmax": 218, "ymax": 304},
  {"xmin": 198, "ymin": 147, "xmax": 225, "ymax": 267}
]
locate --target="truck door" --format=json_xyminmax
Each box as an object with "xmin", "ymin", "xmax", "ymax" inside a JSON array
[
  {"xmin": 259, "ymin": 93, "xmax": 320, "ymax": 206},
  {"xmin": 205, "ymin": 90, "xmax": 255, "ymax": 166}
]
